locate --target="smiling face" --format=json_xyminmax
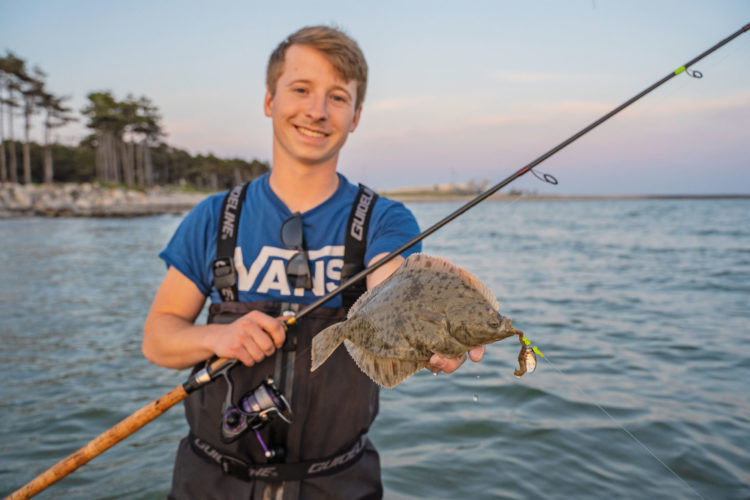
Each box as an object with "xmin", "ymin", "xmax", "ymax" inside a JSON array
[{"xmin": 264, "ymin": 44, "xmax": 362, "ymax": 170}]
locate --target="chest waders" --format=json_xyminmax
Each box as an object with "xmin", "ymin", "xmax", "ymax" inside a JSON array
[{"xmin": 170, "ymin": 183, "xmax": 384, "ymax": 500}]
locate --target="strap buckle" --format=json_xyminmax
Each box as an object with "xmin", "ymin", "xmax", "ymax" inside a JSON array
[
  {"xmin": 219, "ymin": 454, "xmax": 251, "ymax": 476},
  {"xmin": 212, "ymin": 257, "xmax": 237, "ymax": 291}
]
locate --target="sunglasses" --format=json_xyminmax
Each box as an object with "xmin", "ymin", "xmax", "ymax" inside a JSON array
[{"xmin": 280, "ymin": 212, "xmax": 313, "ymax": 290}]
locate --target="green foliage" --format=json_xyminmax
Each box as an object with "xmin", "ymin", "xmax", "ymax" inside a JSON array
[
  {"xmin": 1, "ymin": 52, "xmax": 270, "ymax": 188},
  {"xmin": 147, "ymin": 145, "xmax": 269, "ymax": 188},
  {"xmin": 0, "ymin": 139, "xmax": 269, "ymax": 186},
  {"xmin": 2, "ymin": 140, "xmax": 93, "ymax": 183},
  {"xmin": 81, "ymin": 91, "xmax": 162, "ymax": 138},
  {"xmin": 81, "ymin": 91, "xmax": 123, "ymax": 133},
  {"xmin": 49, "ymin": 143, "xmax": 96, "ymax": 182}
]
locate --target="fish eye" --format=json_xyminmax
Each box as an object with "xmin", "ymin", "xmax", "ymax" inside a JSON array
[{"xmin": 488, "ymin": 318, "xmax": 500, "ymax": 328}]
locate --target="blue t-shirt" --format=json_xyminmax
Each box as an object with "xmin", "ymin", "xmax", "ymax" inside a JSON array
[{"xmin": 160, "ymin": 173, "xmax": 421, "ymax": 308}]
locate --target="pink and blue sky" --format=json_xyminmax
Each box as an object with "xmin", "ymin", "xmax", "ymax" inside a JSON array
[{"xmin": 2, "ymin": 0, "xmax": 748, "ymax": 194}]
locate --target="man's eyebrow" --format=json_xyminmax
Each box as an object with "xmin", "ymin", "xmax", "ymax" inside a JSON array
[
  {"xmin": 286, "ymin": 79, "xmax": 353, "ymax": 99},
  {"xmin": 284, "ymin": 78, "xmax": 311, "ymax": 88}
]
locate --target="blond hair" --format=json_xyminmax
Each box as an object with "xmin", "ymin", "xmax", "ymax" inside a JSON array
[{"xmin": 266, "ymin": 25, "xmax": 368, "ymax": 109}]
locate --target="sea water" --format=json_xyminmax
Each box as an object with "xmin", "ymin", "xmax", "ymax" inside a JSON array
[{"xmin": 1, "ymin": 198, "xmax": 748, "ymax": 499}]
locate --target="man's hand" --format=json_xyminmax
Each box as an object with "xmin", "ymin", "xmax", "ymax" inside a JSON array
[
  {"xmin": 143, "ymin": 267, "xmax": 287, "ymax": 370},
  {"xmin": 210, "ymin": 310, "xmax": 286, "ymax": 366},
  {"xmin": 428, "ymin": 345, "xmax": 485, "ymax": 374}
]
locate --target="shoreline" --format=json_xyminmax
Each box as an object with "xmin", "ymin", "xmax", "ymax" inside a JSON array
[
  {"xmin": 1, "ymin": 182, "xmax": 748, "ymax": 218},
  {"xmin": 384, "ymin": 192, "xmax": 750, "ymax": 203},
  {"xmin": 0, "ymin": 182, "xmax": 210, "ymax": 218}
]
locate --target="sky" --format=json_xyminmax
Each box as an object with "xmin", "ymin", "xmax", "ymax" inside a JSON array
[{"xmin": 1, "ymin": 0, "xmax": 749, "ymax": 194}]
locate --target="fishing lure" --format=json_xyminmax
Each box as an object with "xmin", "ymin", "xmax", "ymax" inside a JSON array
[
  {"xmin": 10, "ymin": 22, "xmax": 748, "ymax": 500},
  {"xmin": 512, "ymin": 329, "xmax": 544, "ymax": 377}
]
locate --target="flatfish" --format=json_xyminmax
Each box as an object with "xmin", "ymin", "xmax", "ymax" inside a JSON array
[{"xmin": 310, "ymin": 254, "xmax": 519, "ymax": 388}]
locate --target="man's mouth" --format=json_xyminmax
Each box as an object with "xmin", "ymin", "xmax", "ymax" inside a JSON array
[{"xmin": 296, "ymin": 125, "xmax": 328, "ymax": 138}]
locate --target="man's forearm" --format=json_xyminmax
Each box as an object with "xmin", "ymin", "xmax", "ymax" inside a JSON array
[{"xmin": 142, "ymin": 313, "xmax": 223, "ymax": 370}]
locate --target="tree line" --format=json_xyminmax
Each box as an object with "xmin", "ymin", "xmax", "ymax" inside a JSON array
[{"xmin": 0, "ymin": 51, "xmax": 268, "ymax": 190}]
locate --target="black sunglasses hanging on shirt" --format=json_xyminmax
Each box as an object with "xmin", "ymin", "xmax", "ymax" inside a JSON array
[{"xmin": 280, "ymin": 212, "xmax": 313, "ymax": 290}]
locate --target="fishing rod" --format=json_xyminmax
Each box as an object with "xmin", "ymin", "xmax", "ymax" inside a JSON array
[
  {"xmin": 7, "ymin": 21, "xmax": 749, "ymax": 500},
  {"xmin": 294, "ymin": 24, "xmax": 750, "ymax": 323}
]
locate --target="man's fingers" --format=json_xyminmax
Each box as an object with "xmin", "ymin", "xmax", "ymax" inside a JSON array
[
  {"xmin": 219, "ymin": 311, "xmax": 288, "ymax": 367},
  {"xmin": 468, "ymin": 345, "xmax": 485, "ymax": 362},
  {"xmin": 224, "ymin": 311, "xmax": 287, "ymax": 366},
  {"xmin": 429, "ymin": 352, "xmax": 467, "ymax": 374},
  {"xmin": 231, "ymin": 341, "xmax": 256, "ymax": 367},
  {"xmin": 429, "ymin": 347, "xmax": 485, "ymax": 374},
  {"xmin": 240, "ymin": 319, "xmax": 276, "ymax": 356},
  {"xmin": 246, "ymin": 310, "xmax": 287, "ymax": 348},
  {"xmin": 245, "ymin": 341, "xmax": 268, "ymax": 363}
]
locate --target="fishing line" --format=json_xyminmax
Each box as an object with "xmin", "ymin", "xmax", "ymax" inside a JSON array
[
  {"xmin": 10, "ymin": 22, "xmax": 749, "ymax": 500},
  {"xmin": 523, "ymin": 354, "xmax": 707, "ymax": 500},
  {"xmin": 273, "ymin": 187, "xmax": 550, "ymax": 377},
  {"xmin": 680, "ymin": 32, "xmax": 749, "ymax": 80},
  {"xmin": 613, "ymin": 42, "xmax": 741, "ymax": 122},
  {"xmin": 284, "ymin": 22, "xmax": 750, "ymax": 329},
  {"xmin": 222, "ymin": 22, "xmax": 750, "ymax": 385},
  {"xmin": 478, "ymin": 196, "xmax": 705, "ymax": 495},
  {"xmin": 497, "ymin": 38, "xmax": 747, "ymax": 498}
]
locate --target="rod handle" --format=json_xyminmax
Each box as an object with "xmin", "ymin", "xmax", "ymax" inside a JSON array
[{"xmin": 5, "ymin": 384, "xmax": 188, "ymax": 500}]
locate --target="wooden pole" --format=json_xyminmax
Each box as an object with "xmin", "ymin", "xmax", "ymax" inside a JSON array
[
  {"xmin": 5, "ymin": 384, "xmax": 188, "ymax": 500},
  {"xmin": 4, "ymin": 356, "xmax": 236, "ymax": 499}
]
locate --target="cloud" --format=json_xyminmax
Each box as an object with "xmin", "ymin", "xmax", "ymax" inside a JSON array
[
  {"xmin": 356, "ymin": 98, "xmax": 613, "ymax": 145},
  {"xmin": 458, "ymin": 100, "xmax": 613, "ymax": 130},
  {"xmin": 365, "ymin": 95, "xmax": 437, "ymax": 113},
  {"xmin": 545, "ymin": 101, "xmax": 614, "ymax": 114},
  {"xmin": 468, "ymin": 114, "xmax": 540, "ymax": 128},
  {"xmin": 624, "ymin": 90, "xmax": 750, "ymax": 117},
  {"xmin": 423, "ymin": 88, "xmax": 750, "ymax": 138},
  {"xmin": 489, "ymin": 71, "xmax": 591, "ymax": 83},
  {"xmin": 351, "ymin": 84, "xmax": 750, "ymax": 171}
]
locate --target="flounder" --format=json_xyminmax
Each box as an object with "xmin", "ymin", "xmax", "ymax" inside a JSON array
[{"xmin": 310, "ymin": 253, "xmax": 519, "ymax": 388}]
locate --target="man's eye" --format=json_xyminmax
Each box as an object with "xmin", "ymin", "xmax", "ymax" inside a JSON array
[{"xmin": 293, "ymin": 87, "xmax": 307, "ymax": 94}]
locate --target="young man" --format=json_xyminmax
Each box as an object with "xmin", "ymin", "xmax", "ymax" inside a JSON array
[{"xmin": 143, "ymin": 26, "xmax": 484, "ymax": 499}]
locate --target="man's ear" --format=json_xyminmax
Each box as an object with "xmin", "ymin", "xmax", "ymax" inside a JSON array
[
  {"xmin": 264, "ymin": 89, "xmax": 274, "ymax": 117},
  {"xmin": 350, "ymin": 106, "xmax": 362, "ymax": 133}
]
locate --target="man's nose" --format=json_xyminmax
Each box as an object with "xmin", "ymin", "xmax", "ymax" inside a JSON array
[{"xmin": 306, "ymin": 92, "xmax": 328, "ymax": 121}]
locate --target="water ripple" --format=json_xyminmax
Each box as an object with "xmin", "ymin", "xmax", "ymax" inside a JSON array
[{"xmin": 2, "ymin": 202, "xmax": 750, "ymax": 498}]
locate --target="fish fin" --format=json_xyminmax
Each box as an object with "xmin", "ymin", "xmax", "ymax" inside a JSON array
[
  {"xmin": 311, "ymin": 322, "xmax": 347, "ymax": 372},
  {"xmin": 401, "ymin": 253, "xmax": 455, "ymax": 272},
  {"xmin": 404, "ymin": 254, "xmax": 499, "ymax": 309},
  {"xmin": 347, "ymin": 254, "xmax": 413, "ymax": 317},
  {"xmin": 417, "ymin": 309, "xmax": 446, "ymax": 326},
  {"xmin": 347, "ymin": 288, "xmax": 372, "ymax": 318},
  {"xmin": 453, "ymin": 267, "xmax": 499, "ymax": 310},
  {"xmin": 345, "ymin": 340, "xmax": 423, "ymax": 388}
]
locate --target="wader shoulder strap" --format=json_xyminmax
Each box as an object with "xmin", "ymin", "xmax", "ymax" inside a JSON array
[
  {"xmin": 341, "ymin": 184, "xmax": 378, "ymax": 309},
  {"xmin": 213, "ymin": 182, "xmax": 251, "ymax": 302}
]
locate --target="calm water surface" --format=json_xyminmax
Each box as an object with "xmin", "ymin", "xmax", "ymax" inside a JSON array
[{"xmin": 1, "ymin": 199, "xmax": 748, "ymax": 499}]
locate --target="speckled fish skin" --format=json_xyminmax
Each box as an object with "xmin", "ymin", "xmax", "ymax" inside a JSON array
[{"xmin": 310, "ymin": 254, "xmax": 518, "ymax": 388}]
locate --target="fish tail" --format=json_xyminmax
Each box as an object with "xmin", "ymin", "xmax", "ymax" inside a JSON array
[{"xmin": 310, "ymin": 322, "xmax": 347, "ymax": 372}]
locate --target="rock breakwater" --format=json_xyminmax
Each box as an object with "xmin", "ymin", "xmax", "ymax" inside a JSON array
[{"xmin": 0, "ymin": 183, "xmax": 209, "ymax": 218}]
